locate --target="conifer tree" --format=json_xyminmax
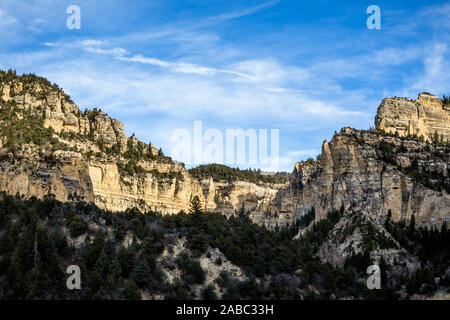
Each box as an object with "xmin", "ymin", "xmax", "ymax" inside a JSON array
[{"xmin": 124, "ymin": 279, "xmax": 141, "ymax": 300}]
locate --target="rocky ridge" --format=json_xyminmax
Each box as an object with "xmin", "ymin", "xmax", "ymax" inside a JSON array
[
  {"xmin": 0, "ymin": 71, "xmax": 449, "ymax": 232},
  {"xmin": 265, "ymin": 126, "xmax": 449, "ymax": 229},
  {"xmin": 0, "ymin": 71, "xmax": 204, "ymax": 214},
  {"xmin": 375, "ymin": 92, "xmax": 450, "ymax": 143}
]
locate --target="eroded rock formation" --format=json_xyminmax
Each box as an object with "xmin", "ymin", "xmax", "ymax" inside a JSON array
[
  {"xmin": 375, "ymin": 92, "xmax": 450, "ymax": 143},
  {"xmin": 0, "ymin": 73, "xmax": 204, "ymax": 214},
  {"xmin": 0, "ymin": 71, "xmax": 448, "ymax": 230}
]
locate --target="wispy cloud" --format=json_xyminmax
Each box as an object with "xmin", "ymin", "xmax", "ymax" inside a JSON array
[
  {"xmin": 86, "ymin": 47, "xmax": 128, "ymax": 56},
  {"xmin": 1, "ymin": 0, "xmax": 449, "ymax": 171},
  {"xmin": 0, "ymin": 8, "xmax": 17, "ymax": 26},
  {"xmin": 202, "ymin": 0, "xmax": 280, "ymax": 24},
  {"xmin": 411, "ymin": 43, "xmax": 450, "ymax": 95},
  {"xmin": 117, "ymin": 54, "xmax": 252, "ymax": 78}
]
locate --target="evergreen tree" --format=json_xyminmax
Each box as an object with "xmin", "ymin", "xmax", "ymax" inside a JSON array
[
  {"xmin": 434, "ymin": 130, "xmax": 439, "ymax": 145},
  {"xmin": 95, "ymin": 249, "xmax": 110, "ymax": 278},
  {"xmin": 124, "ymin": 279, "xmax": 141, "ymax": 300},
  {"xmin": 189, "ymin": 196, "xmax": 203, "ymax": 214},
  {"xmin": 409, "ymin": 214, "xmax": 416, "ymax": 232},
  {"xmin": 133, "ymin": 258, "xmax": 153, "ymax": 288},
  {"xmin": 201, "ymin": 284, "xmax": 218, "ymax": 300},
  {"xmin": 106, "ymin": 257, "xmax": 122, "ymax": 289}
]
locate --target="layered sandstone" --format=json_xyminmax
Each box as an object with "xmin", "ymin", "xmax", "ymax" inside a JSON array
[
  {"xmin": 1, "ymin": 71, "xmax": 448, "ymax": 230},
  {"xmin": 264, "ymin": 127, "xmax": 450, "ymax": 229},
  {"xmin": 0, "ymin": 73, "xmax": 204, "ymax": 214},
  {"xmin": 199, "ymin": 177, "xmax": 286, "ymax": 225},
  {"xmin": 375, "ymin": 92, "xmax": 450, "ymax": 143}
]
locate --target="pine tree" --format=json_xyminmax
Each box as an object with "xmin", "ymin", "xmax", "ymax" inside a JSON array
[
  {"xmin": 434, "ymin": 130, "xmax": 439, "ymax": 145},
  {"xmin": 124, "ymin": 279, "xmax": 141, "ymax": 300},
  {"xmin": 200, "ymin": 284, "xmax": 218, "ymax": 300},
  {"xmin": 110, "ymin": 257, "xmax": 122, "ymax": 282},
  {"xmin": 189, "ymin": 196, "xmax": 203, "ymax": 214},
  {"xmin": 95, "ymin": 249, "xmax": 110, "ymax": 278},
  {"xmin": 409, "ymin": 214, "xmax": 416, "ymax": 233},
  {"xmin": 133, "ymin": 258, "xmax": 152, "ymax": 288}
]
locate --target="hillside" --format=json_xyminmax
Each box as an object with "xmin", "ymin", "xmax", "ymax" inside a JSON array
[
  {"xmin": 0, "ymin": 70, "xmax": 449, "ymax": 300},
  {"xmin": 1, "ymin": 70, "xmax": 448, "ymax": 233},
  {"xmin": 1, "ymin": 192, "xmax": 449, "ymax": 300},
  {"xmin": 0, "ymin": 70, "xmax": 205, "ymax": 214}
]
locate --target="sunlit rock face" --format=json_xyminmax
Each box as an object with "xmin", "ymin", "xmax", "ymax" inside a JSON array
[
  {"xmin": 265, "ymin": 130, "xmax": 449, "ymax": 229},
  {"xmin": 375, "ymin": 92, "xmax": 450, "ymax": 143},
  {"xmin": 0, "ymin": 76, "xmax": 205, "ymax": 214},
  {"xmin": 0, "ymin": 73, "xmax": 448, "ymax": 229}
]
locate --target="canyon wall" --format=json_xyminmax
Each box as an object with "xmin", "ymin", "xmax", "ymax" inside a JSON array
[
  {"xmin": 0, "ymin": 72, "xmax": 449, "ymax": 229},
  {"xmin": 0, "ymin": 75, "xmax": 205, "ymax": 214},
  {"xmin": 265, "ymin": 127, "xmax": 450, "ymax": 228},
  {"xmin": 375, "ymin": 92, "xmax": 450, "ymax": 143}
]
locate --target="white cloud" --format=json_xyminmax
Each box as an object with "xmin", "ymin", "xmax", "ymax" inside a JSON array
[
  {"xmin": 411, "ymin": 43, "xmax": 450, "ymax": 95},
  {"xmin": 118, "ymin": 54, "xmax": 253, "ymax": 79},
  {"xmin": 32, "ymin": 53, "xmax": 364, "ymax": 129},
  {"xmin": 0, "ymin": 8, "xmax": 17, "ymax": 26},
  {"xmin": 85, "ymin": 46, "xmax": 128, "ymax": 57},
  {"xmin": 43, "ymin": 42, "xmax": 57, "ymax": 47},
  {"xmin": 203, "ymin": 0, "xmax": 280, "ymax": 24},
  {"xmin": 373, "ymin": 47, "xmax": 420, "ymax": 66},
  {"xmin": 81, "ymin": 39, "xmax": 105, "ymax": 47}
]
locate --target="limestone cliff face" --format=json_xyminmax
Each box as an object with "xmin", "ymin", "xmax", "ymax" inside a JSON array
[
  {"xmin": 86, "ymin": 159, "xmax": 205, "ymax": 214},
  {"xmin": 0, "ymin": 152, "xmax": 95, "ymax": 203},
  {"xmin": 266, "ymin": 127, "xmax": 450, "ymax": 229},
  {"xmin": 375, "ymin": 92, "xmax": 450, "ymax": 143},
  {"xmin": 0, "ymin": 153, "xmax": 205, "ymax": 214},
  {"xmin": 199, "ymin": 177, "xmax": 286, "ymax": 223},
  {"xmin": 257, "ymin": 93, "xmax": 450, "ymax": 229},
  {"xmin": 0, "ymin": 73, "xmax": 204, "ymax": 214},
  {"xmin": 1, "ymin": 71, "xmax": 448, "ymax": 230}
]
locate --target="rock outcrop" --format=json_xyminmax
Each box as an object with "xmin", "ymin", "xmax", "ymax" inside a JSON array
[
  {"xmin": 265, "ymin": 127, "xmax": 450, "ymax": 228},
  {"xmin": 199, "ymin": 177, "xmax": 286, "ymax": 224},
  {"xmin": 0, "ymin": 71, "xmax": 448, "ymax": 230},
  {"xmin": 0, "ymin": 72, "xmax": 204, "ymax": 214},
  {"xmin": 375, "ymin": 92, "xmax": 450, "ymax": 143}
]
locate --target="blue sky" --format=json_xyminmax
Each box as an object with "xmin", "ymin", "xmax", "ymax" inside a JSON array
[{"xmin": 1, "ymin": 0, "xmax": 449, "ymax": 171}]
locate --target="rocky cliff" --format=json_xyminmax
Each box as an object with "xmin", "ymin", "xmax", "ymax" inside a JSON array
[
  {"xmin": 263, "ymin": 127, "xmax": 449, "ymax": 229},
  {"xmin": 0, "ymin": 71, "xmax": 205, "ymax": 214},
  {"xmin": 375, "ymin": 92, "xmax": 450, "ymax": 143},
  {"xmin": 0, "ymin": 70, "xmax": 448, "ymax": 231},
  {"xmin": 191, "ymin": 94, "xmax": 450, "ymax": 230}
]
